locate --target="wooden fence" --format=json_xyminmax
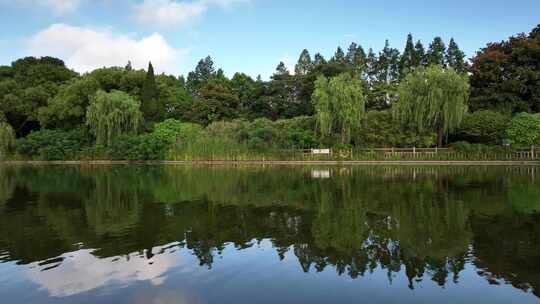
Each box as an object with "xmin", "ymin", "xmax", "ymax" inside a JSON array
[{"xmin": 282, "ymin": 147, "xmax": 540, "ymax": 161}]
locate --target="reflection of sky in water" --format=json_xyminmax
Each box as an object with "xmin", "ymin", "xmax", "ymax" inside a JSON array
[{"xmin": 0, "ymin": 240, "xmax": 538, "ymax": 304}]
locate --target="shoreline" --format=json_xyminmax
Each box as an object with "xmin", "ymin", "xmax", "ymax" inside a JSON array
[{"xmin": 1, "ymin": 160, "xmax": 540, "ymax": 166}]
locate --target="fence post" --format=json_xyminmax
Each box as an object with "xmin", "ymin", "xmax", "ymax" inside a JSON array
[
  {"xmin": 532, "ymin": 146, "xmax": 535, "ymax": 159},
  {"xmin": 413, "ymin": 147, "xmax": 416, "ymax": 158}
]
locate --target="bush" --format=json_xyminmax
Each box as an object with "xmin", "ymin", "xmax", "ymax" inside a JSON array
[
  {"xmin": 16, "ymin": 128, "xmax": 90, "ymax": 160},
  {"xmin": 507, "ymin": 113, "xmax": 540, "ymax": 147},
  {"xmin": 108, "ymin": 134, "xmax": 168, "ymax": 160},
  {"xmin": 450, "ymin": 141, "xmax": 508, "ymax": 154},
  {"xmin": 274, "ymin": 116, "xmax": 319, "ymax": 148},
  {"xmin": 152, "ymin": 119, "xmax": 203, "ymax": 144},
  {"xmin": 355, "ymin": 111, "xmax": 436, "ymax": 147},
  {"xmin": 457, "ymin": 110, "xmax": 510, "ymax": 144}
]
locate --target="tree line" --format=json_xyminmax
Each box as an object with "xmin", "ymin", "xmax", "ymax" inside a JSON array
[{"xmin": 0, "ymin": 26, "xmax": 539, "ymax": 160}]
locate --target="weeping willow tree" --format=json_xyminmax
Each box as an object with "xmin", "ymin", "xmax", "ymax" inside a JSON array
[
  {"xmin": 393, "ymin": 65, "xmax": 469, "ymax": 147},
  {"xmin": 313, "ymin": 73, "xmax": 366, "ymax": 144},
  {"xmin": 0, "ymin": 112, "xmax": 16, "ymax": 159},
  {"xmin": 86, "ymin": 90, "xmax": 143, "ymax": 146}
]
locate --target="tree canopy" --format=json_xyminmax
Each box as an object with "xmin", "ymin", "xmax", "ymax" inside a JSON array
[
  {"xmin": 313, "ymin": 73, "xmax": 366, "ymax": 144},
  {"xmin": 470, "ymin": 25, "xmax": 540, "ymax": 113},
  {"xmin": 86, "ymin": 90, "xmax": 143, "ymax": 146},
  {"xmin": 393, "ymin": 65, "xmax": 469, "ymax": 147}
]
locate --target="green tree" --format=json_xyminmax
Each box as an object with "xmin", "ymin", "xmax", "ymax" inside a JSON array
[
  {"xmin": 295, "ymin": 49, "xmax": 313, "ymax": 76},
  {"xmin": 313, "ymin": 53, "xmax": 326, "ymax": 66},
  {"xmin": 346, "ymin": 42, "xmax": 367, "ymax": 79},
  {"xmin": 506, "ymin": 113, "xmax": 540, "ymax": 147},
  {"xmin": 332, "ymin": 47, "xmax": 346, "ymax": 63},
  {"xmin": 370, "ymin": 40, "xmax": 400, "ymax": 109},
  {"xmin": 186, "ymin": 56, "xmax": 216, "ymax": 95},
  {"xmin": 446, "ymin": 38, "xmax": 467, "ymax": 74},
  {"xmin": 0, "ymin": 56, "xmax": 77, "ymax": 136},
  {"xmin": 140, "ymin": 62, "xmax": 162, "ymax": 123},
  {"xmin": 413, "ymin": 40, "xmax": 426, "ymax": 67},
  {"xmin": 400, "ymin": 34, "xmax": 416, "ymax": 76},
  {"xmin": 427, "ymin": 37, "xmax": 447, "ymax": 66},
  {"xmin": 191, "ymin": 80, "xmax": 240, "ymax": 125},
  {"xmin": 313, "ymin": 73, "xmax": 366, "ymax": 144},
  {"xmin": 393, "ymin": 66, "xmax": 469, "ymax": 147},
  {"xmin": 458, "ymin": 110, "xmax": 510, "ymax": 144},
  {"xmin": 86, "ymin": 90, "xmax": 143, "ymax": 146},
  {"xmin": 38, "ymin": 76, "xmax": 100, "ymax": 129}
]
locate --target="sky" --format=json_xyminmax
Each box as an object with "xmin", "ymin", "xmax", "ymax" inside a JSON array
[{"xmin": 0, "ymin": 0, "xmax": 539, "ymax": 79}]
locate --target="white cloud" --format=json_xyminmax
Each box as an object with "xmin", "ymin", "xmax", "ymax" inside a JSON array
[
  {"xmin": 28, "ymin": 23, "xmax": 186, "ymax": 74},
  {"xmin": 134, "ymin": 0, "xmax": 249, "ymax": 29},
  {"xmin": 1, "ymin": 0, "xmax": 83, "ymax": 14},
  {"xmin": 134, "ymin": 0, "xmax": 207, "ymax": 29}
]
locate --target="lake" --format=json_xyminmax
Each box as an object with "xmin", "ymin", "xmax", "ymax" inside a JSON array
[{"xmin": 0, "ymin": 165, "xmax": 539, "ymax": 304}]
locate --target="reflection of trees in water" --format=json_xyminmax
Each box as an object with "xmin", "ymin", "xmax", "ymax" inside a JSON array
[
  {"xmin": 0, "ymin": 165, "xmax": 538, "ymax": 292},
  {"xmin": 471, "ymin": 214, "xmax": 540, "ymax": 297}
]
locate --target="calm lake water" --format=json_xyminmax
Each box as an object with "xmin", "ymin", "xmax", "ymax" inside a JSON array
[{"xmin": 0, "ymin": 165, "xmax": 539, "ymax": 304}]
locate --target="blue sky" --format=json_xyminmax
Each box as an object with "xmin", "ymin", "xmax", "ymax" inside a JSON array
[{"xmin": 0, "ymin": 0, "xmax": 539, "ymax": 79}]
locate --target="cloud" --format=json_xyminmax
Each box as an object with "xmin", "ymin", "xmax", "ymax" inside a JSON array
[
  {"xmin": 1, "ymin": 0, "xmax": 83, "ymax": 14},
  {"xmin": 28, "ymin": 23, "xmax": 186, "ymax": 74},
  {"xmin": 134, "ymin": 0, "xmax": 249, "ymax": 29}
]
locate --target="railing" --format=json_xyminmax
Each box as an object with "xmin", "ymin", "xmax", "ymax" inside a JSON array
[{"xmin": 279, "ymin": 147, "xmax": 540, "ymax": 161}]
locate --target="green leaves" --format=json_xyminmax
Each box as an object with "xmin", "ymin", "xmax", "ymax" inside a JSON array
[
  {"xmin": 506, "ymin": 113, "xmax": 540, "ymax": 147},
  {"xmin": 86, "ymin": 90, "xmax": 143, "ymax": 146},
  {"xmin": 458, "ymin": 110, "xmax": 510, "ymax": 144},
  {"xmin": 313, "ymin": 73, "xmax": 366, "ymax": 144},
  {"xmin": 393, "ymin": 65, "xmax": 469, "ymax": 146}
]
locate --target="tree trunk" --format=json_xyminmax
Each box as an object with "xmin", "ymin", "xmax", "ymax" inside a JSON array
[{"xmin": 437, "ymin": 127, "xmax": 444, "ymax": 148}]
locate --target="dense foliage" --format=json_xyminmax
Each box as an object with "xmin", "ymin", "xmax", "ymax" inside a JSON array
[
  {"xmin": 506, "ymin": 113, "xmax": 540, "ymax": 147},
  {"xmin": 457, "ymin": 110, "xmax": 510, "ymax": 144},
  {"xmin": 393, "ymin": 66, "xmax": 469, "ymax": 147},
  {"xmin": 470, "ymin": 25, "xmax": 540, "ymax": 113},
  {"xmin": 86, "ymin": 90, "xmax": 142, "ymax": 146},
  {"xmin": 313, "ymin": 73, "xmax": 365, "ymax": 144},
  {"xmin": 0, "ymin": 25, "xmax": 539, "ymax": 160}
]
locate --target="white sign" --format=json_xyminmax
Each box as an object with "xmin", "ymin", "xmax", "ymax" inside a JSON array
[
  {"xmin": 311, "ymin": 149, "xmax": 331, "ymax": 155},
  {"xmin": 312, "ymin": 170, "xmax": 331, "ymax": 179}
]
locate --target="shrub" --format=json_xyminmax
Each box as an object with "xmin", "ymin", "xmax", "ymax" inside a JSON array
[
  {"xmin": 355, "ymin": 111, "xmax": 436, "ymax": 148},
  {"xmin": 108, "ymin": 134, "xmax": 168, "ymax": 160},
  {"xmin": 506, "ymin": 113, "xmax": 540, "ymax": 147},
  {"xmin": 274, "ymin": 116, "xmax": 319, "ymax": 148},
  {"xmin": 16, "ymin": 128, "xmax": 90, "ymax": 160},
  {"xmin": 458, "ymin": 110, "xmax": 510, "ymax": 144},
  {"xmin": 152, "ymin": 119, "xmax": 203, "ymax": 144}
]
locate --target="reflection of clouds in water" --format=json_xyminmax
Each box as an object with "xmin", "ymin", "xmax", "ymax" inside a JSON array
[{"xmin": 27, "ymin": 243, "xmax": 184, "ymax": 297}]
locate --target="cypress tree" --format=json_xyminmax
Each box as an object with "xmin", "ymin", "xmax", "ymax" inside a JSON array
[{"xmin": 140, "ymin": 62, "xmax": 161, "ymax": 123}]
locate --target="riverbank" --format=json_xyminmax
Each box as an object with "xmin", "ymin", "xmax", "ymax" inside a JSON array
[{"xmin": 2, "ymin": 160, "xmax": 540, "ymax": 166}]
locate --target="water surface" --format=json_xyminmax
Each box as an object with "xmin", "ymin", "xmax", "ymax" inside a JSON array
[{"xmin": 0, "ymin": 165, "xmax": 539, "ymax": 303}]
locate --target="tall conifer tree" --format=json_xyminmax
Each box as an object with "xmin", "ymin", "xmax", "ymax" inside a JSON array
[
  {"xmin": 427, "ymin": 37, "xmax": 447, "ymax": 66},
  {"xmin": 140, "ymin": 62, "xmax": 161, "ymax": 123},
  {"xmin": 295, "ymin": 49, "xmax": 313, "ymax": 76},
  {"xmin": 446, "ymin": 38, "xmax": 467, "ymax": 73},
  {"xmin": 400, "ymin": 33, "xmax": 416, "ymax": 77}
]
